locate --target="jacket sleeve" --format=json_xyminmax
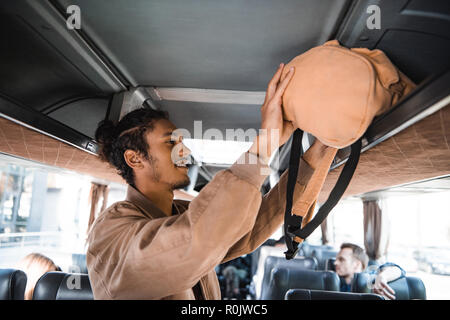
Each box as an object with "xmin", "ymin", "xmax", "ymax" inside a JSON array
[
  {"xmin": 221, "ymin": 157, "xmax": 314, "ymax": 263},
  {"xmin": 93, "ymin": 152, "xmax": 272, "ymax": 299}
]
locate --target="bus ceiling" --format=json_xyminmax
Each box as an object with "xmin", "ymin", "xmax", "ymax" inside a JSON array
[{"xmin": 0, "ymin": 0, "xmax": 449, "ymax": 168}]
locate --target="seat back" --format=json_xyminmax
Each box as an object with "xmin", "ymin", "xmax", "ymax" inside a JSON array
[
  {"xmin": 311, "ymin": 249, "xmax": 338, "ymax": 270},
  {"xmin": 325, "ymin": 258, "xmax": 336, "ymax": 271},
  {"xmin": 387, "ymin": 277, "xmax": 426, "ymax": 300},
  {"xmin": 286, "ymin": 289, "xmax": 384, "ymax": 300},
  {"xmin": 0, "ymin": 269, "xmax": 27, "ymax": 300},
  {"xmin": 33, "ymin": 272, "xmax": 93, "ymax": 300},
  {"xmin": 260, "ymin": 256, "xmax": 317, "ymax": 299},
  {"xmin": 262, "ymin": 268, "xmax": 340, "ymax": 300},
  {"xmin": 352, "ymin": 273, "xmax": 426, "ymax": 300},
  {"xmin": 299, "ymin": 243, "xmax": 334, "ymax": 257}
]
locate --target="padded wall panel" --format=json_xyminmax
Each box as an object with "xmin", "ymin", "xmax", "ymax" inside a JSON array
[
  {"xmin": 318, "ymin": 105, "xmax": 450, "ymax": 203},
  {"xmin": 0, "ymin": 117, "xmax": 123, "ymax": 184},
  {"xmin": 1, "ymin": 105, "xmax": 449, "ymax": 194}
]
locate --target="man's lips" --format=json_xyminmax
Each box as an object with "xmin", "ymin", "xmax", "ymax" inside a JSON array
[
  {"xmin": 174, "ymin": 155, "xmax": 193, "ymax": 167},
  {"xmin": 174, "ymin": 157, "xmax": 190, "ymax": 167}
]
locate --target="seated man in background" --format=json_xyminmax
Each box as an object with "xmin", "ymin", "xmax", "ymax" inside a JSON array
[{"xmin": 335, "ymin": 243, "xmax": 405, "ymax": 300}]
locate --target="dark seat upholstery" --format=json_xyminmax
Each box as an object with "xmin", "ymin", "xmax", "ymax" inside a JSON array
[
  {"xmin": 260, "ymin": 256, "xmax": 317, "ymax": 300},
  {"xmin": 262, "ymin": 268, "xmax": 340, "ymax": 300},
  {"xmin": 299, "ymin": 243, "xmax": 334, "ymax": 257},
  {"xmin": 0, "ymin": 269, "xmax": 27, "ymax": 300},
  {"xmin": 33, "ymin": 271, "xmax": 93, "ymax": 300},
  {"xmin": 285, "ymin": 289, "xmax": 384, "ymax": 300},
  {"xmin": 352, "ymin": 272, "xmax": 426, "ymax": 300},
  {"xmin": 325, "ymin": 258, "xmax": 336, "ymax": 271},
  {"xmin": 311, "ymin": 249, "xmax": 338, "ymax": 270}
]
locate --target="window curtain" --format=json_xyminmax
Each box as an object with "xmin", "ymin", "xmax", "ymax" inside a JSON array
[
  {"xmin": 87, "ymin": 183, "xmax": 109, "ymax": 234},
  {"xmin": 363, "ymin": 199, "xmax": 383, "ymax": 261},
  {"xmin": 320, "ymin": 219, "xmax": 329, "ymax": 245}
]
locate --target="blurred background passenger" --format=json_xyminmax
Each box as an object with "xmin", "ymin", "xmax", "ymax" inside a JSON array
[
  {"xmin": 335, "ymin": 243, "xmax": 404, "ymax": 299},
  {"xmin": 222, "ymin": 265, "xmax": 248, "ymax": 299},
  {"xmin": 16, "ymin": 253, "xmax": 61, "ymax": 300}
]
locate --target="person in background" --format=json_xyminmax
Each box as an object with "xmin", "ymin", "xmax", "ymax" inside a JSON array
[
  {"xmin": 335, "ymin": 243, "xmax": 405, "ymax": 300},
  {"xmin": 16, "ymin": 253, "xmax": 61, "ymax": 300},
  {"xmin": 221, "ymin": 265, "xmax": 248, "ymax": 299}
]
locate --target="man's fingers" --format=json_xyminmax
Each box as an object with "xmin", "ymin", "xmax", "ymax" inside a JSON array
[
  {"xmin": 273, "ymin": 66, "xmax": 295, "ymax": 101},
  {"xmin": 382, "ymin": 287, "xmax": 396, "ymax": 300},
  {"xmin": 382, "ymin": 282, "xmax": 396, "ymax": 296},
  {"xmin": 265, "ymin": 63, "xmax": 284, "ymax": 103},
  {"xmin": 376, "ymin": 282, "xmax": 396, "ymax": 300},
  {"xmin": 374, "ymin": 287, "xmax": 394, "ymax": 300}
]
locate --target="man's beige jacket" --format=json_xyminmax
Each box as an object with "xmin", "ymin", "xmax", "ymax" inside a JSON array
[{"xmin": 86, "ymin": 152, "xmax": 313, "ymax": 299}]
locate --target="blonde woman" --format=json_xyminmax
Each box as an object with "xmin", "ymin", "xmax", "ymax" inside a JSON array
[{"xmin": 16, "ymin": 253, "xmax": 61, "ymax": 300}]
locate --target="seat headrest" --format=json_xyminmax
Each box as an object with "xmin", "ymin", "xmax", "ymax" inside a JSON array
[
  {"xmin": 285, "ymin": 289, "xmax": 384, "ymax": 300},
  {"xmin": 264, "ymin": 256, "xmax": 318, "ymax": 273},
  {"xmin": 260, "ymin": 256, "xmax": 318, "ymax": 299},
  {"xmin": 0, "ymin": 268, "xmax": 27, "ymax": 300},
  {"xmin": 33, "ymin": 272, "xmax": 93, "ymax": 300},
  {"xmin": 299, "ymin": 243, "xmax": 334, "ymax": 257},
  {"xmin": 352, "ymin": 273, "xmax": 426, "ymax": 300},
  {"xmin": 387, "ymin": 276, "xmax": 426, "ymax": 300},
  {"xmin": 263, "ymin": 268, "xmax": 340, "ymax": 300},
  {"xmin": 311, "ymin": 249, "xmax": 338, "ymax": 270},
  {"xmin": 325, "ymin": 258, "xmax": 336, "ymax": 272}
]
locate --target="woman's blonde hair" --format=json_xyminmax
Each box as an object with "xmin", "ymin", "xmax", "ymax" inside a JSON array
[{"xmin": 16, "ymin": 253, "xmax": 60, "ymax": 300}]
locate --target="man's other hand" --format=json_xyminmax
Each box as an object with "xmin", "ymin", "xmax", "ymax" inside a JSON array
[{"xmin": 373, "ymin": 273, "xmax": 396, "ymax": 300}]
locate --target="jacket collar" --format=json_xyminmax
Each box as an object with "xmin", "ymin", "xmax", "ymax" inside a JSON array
[
  {"xmin": 125, "ymin": 185, "xmax": 184, "ymax": 219},
  {"xmin": 125, "ymin": 185, "xmax": 167, "ymax": 219}
]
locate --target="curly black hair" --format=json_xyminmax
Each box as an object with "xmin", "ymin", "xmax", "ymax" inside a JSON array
[{"xmin": 95, "ymin": 108, "xmax": 169, "ymax": 185}]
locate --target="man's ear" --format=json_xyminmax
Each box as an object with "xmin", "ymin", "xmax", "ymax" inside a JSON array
[
  {"xmin": 124, "ymin": 149, "xmax": 145, "ymax": 170},
  {"xmin": 354, "ymin": 259, "xmax": 363, "ymax": 272}
]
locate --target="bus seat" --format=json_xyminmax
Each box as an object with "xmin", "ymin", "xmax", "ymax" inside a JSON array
[
  {"xmin": 0, "ymin": 268, "xmax": 27, "ymax": 300},
  {"xmin": 352, "ymin": 272, "xmax": 426, "ymax": 300},
  {"xmin": 299, "ymin": 243, "xmax": 334, "ymax": 257},
  {"xmin": 325, "ymin": 258, "xmax": 336, "ymax": 271},
  {"xmin": 33, "ymin": 271, "xmax": 93, "ymax": 300},
  {"xmin": 261, "ymin": 268, "xmax": 340, "ymax": 300},
  {"xmin": 260, "ymin": 256, "xmax": 317, "ymax": 299},
  {"xmin": 285, "ymin": 289, "xmax": 384, "ymax": 300},
  {"xmin": 311, "ymin": 249, "xmax": 338, "ymax": 270}
]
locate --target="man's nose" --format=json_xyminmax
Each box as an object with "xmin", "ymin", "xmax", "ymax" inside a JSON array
[{"xmin": 179, "ymin": 142, "xmax": 191, "ymax": 158}]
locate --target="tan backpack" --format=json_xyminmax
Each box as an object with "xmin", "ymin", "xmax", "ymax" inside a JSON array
[{"xmin": 280, "ymin": 40, "xmax": 415, "ymax": 259}]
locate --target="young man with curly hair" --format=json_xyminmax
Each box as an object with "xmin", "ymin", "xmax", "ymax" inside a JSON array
[{"xmin": 86, "ymin": 65, "xmax": 315, "ymax": 299}]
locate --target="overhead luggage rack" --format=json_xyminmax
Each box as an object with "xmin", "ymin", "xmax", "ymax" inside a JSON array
[{"xmin": 332, "ymin": 69, "xmax": 450, "ymax": 170}]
